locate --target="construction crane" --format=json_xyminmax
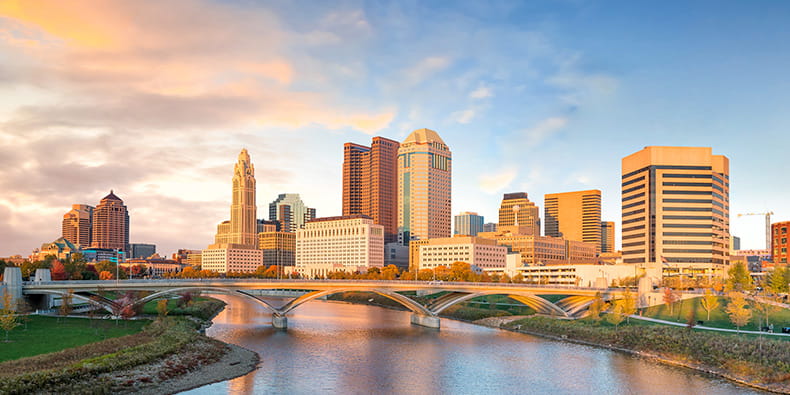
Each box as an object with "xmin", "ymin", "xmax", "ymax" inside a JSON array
[{"xmin": 737, "ymin": 212, "xmax": 774, "ymax": 250}]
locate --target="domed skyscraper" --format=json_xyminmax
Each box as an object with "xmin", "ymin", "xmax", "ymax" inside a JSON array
[
  {"xmin": 90, "ymin": 190, "xmax": 129, "ymax": 252},
  {"xmin": 397, "ymin": 128, "xmax": 452, "ymax": 245}
]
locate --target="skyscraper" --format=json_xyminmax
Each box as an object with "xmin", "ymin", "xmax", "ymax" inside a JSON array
[
  {"xmin": 343, "ymin": 137, "xmax": 400, "ymax": 243},
  {"xmin": 62, "ymin": 204, "xmax": 93, "ymax": 248},
  {"xmin": 397, "ymin": 128, "xmax": 452, "ymax": 244},
  {"xmin": 621, "ymin": 146, "xmax": 730, "ymax": 278},
  {"xmin": 454, "ymin": 212, "xmax": 484, "ymax": 236},
  {"xmin": 205, "ymin": 149, "xmax": 263, "ymax": 273},
  {"xmin": 269, "ymin": 193, "xmax": 316, "ymax": 232},
  {"xmin": 91, "ymin": 190, "xmax": 129, "ymax": 252},
  {"xmin": 544, "ymin": 190, "xmax": 602, "ymax": 253},
  {"xmin": 498, "ymin": 193, "xmax": 540, "ymax": 236},
  {"xmin": 601, "ymin": 221, "xmax": 615, "ymax": 253}
]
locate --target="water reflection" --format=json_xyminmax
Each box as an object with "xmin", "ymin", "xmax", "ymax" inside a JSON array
[{"xmin": 186, "ymin": 295, "xmax": 760, "ymax": 395}]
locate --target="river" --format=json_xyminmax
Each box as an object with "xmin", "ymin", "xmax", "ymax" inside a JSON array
[{"xmin": 185, "ymin": 295, "xmax": 760, "ymax": 395}]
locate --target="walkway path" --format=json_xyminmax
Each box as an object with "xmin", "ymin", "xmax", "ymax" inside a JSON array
[{"xmin": 628, "ymin": 315, "xmax": 790, "ymax": 337}]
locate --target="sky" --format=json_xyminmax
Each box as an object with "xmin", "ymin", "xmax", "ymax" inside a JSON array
[{"xmin": 1, "ymin": 0, "xmax": 789, "ymax": 257}]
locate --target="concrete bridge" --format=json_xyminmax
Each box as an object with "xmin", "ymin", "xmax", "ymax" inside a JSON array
[{"xmin": 3, "ymin": 267, "xmax": 652, "ymax": 329}]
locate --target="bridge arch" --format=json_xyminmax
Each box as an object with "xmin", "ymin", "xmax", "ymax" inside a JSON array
[
  {"xmin": 132, "ymin": 287, "xmax": 280, "ymax": 314},
  {"xmin": 429, "ymin": 290, "xmax": 570, "ymax": 317},
  {"xmin": 278, "ymin": 288, "xmax": 435, "ymax": 317},
  {"xmin": 24, "ymin": 290, "xmax": 118, "ymax": 315}
]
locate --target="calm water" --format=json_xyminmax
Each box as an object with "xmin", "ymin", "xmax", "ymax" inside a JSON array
[{"xmin": 186, "ymin": 295, "xmax": 760, "ymax": 395}]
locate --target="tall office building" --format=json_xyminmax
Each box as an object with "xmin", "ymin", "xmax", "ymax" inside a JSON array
[
  {"xmin": 205, "ymin": 149, "xmax": 263, "ymax": 273},
  {"xmin": 772, "ymin": 221, "xmax": 789, "ymax": 264},
  {"xmin": 62, "ymin": 204, "xmax": 93, "ymax": 248},
  {"xmin": 129, "ymin": 243, "xmax": 156, "ymax": 259},
  {"xmin": 498, "ymin": 193, "xmax": 540, "ymax": 236},
  {"xmin": 91, "ymin": 191, "xmax": 129, "ymax": 252},
  {"xmin": 544, "ymin": 190, "xmax": 602, "ymax": 253},
  {"xmin": 454, "ymin": 212, "xmax": 484, "ymax": 236},
  {"xmin": 601, "ymin": 221, "xmax": 615, "ymax": 253},
  {"xmin": 269, "ymin": 193, "xmax": 316, "ymax": 232},
  {"xmin": 343, "ymin": 137, "xmax": 400, "ymax": 243},
  {"xmin": 621, "ymin": 146, "xmax": 730, "ymax": 278},
  {"xmin": 397, "ymin": 128, "xmax": 452, "ymax": 244}
]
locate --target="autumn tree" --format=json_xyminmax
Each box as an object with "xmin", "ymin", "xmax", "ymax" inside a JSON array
[
  {"xmin": 662, "ymin": 287, "xmax": 678, "ymax": 315},
  {"xmin": 587, "ymin": 292, "xmax": 605, "ymax": 323},
  {"xmin": 725, "ymin": 262, "xmax": 754, "ymax": 292},
  {"xmin": 725, "ymin": 291, "xmax": 752, "ymax": 332},
  {"xmin": 0, "ymin": 290, "xmax": 21, "ymax": 341},
  {"xmin": 620, "ymin": 288, "xmax": 637, "ymax": 323},
  {"xmin": 768, "ymin": 266, "xmax": 789, "ymax": 294},
  {"xmin": 59, "ymin": 290, "xmax": 73, "ymax": 321},
  {"xmin": 606, "ymin": 303, "xmax": 625, "ymax": 330},
  {"xmin": 50, "ymin": 260, "xmax": 69, "ymax": 280},
  {"xmin": 99, "ymin": 271, "xmax": 114, "ymax": 280},
  {"xmin": 699, "ymin": 289, "xmax": 720, "ymax": 321},
  {"xmin": 157, "ymin": 299, "xmax": 170, "ymax": 318},
  {"xmin": 380, "ymin": 265, "xmax": 399, "ymax": 280}
]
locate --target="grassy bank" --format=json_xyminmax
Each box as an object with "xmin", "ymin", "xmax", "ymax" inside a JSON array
[
  {"xmin": 503, "ymin": 316, "xmax": 790, "ymax": 392},
  {"xmin": 0, "ymin": 316, "xmax": 148, "ymax": 363},
  {"xmin": 642, "ymin": 296, "xmax": 790, "ymax": 331}
]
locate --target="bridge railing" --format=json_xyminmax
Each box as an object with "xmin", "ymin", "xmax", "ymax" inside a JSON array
[{"xmin": 22, "ymin": 278, "xmax": 615, "ymax": 292}]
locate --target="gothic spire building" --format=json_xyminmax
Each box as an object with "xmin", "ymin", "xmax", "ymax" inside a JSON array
[{"xmin": 214, "ymin": 148, "xmax": 258, "ymax": 247}]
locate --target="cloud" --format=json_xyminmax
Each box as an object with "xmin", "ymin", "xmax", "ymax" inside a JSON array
[
  {"xmin": 479, "ymin": 167, "xmax": 517, "ymax": 194},
  {"xmin": 402, "ymin": 56, "xmax": 452, "ymax": 86},
  {"xmin": 0, "ymin": 0, "xmax": 393, "ymax": 135},
  {"xmin": 451, "ymin": 108, "xmax": 477, "ymax": 124},
  {"xmin": 522, "ymin": 117, "xmax": 568, "ymax": 147},
  {"xmin": 469, "ymin": 85, "xmax": 493, "ymax": 99}
]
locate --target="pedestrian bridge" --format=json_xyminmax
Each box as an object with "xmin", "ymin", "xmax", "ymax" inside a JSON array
[{"xmin": 6, "ymin": 271, "xmax": 634, "ymax": 330}]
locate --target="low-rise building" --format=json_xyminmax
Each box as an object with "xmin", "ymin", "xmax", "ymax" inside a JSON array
[
  {"xmin": 201, "ymin": 244, "xmax": 263, "ymax": 273},
  {"xmin": 409, "ymin": 235, "xmax": 508, "ymax": 271},
  {"xmin": 384, "ymin": 242, "xmax": 409, "ymax": 271},
  {"xmin": 296, "ymin": 215, "xmax": 384, "ymax": 278},
  {"xmin": 258, "ymin": 231, "xmax": 296, "ymax": 268},
  {"xmin": 31, "ymin": 237, "xmax": 79, "ymax": 261},
  {"xmin": 516, "ymin": 264, "xmax": 653, "ymax": 288},
  {"xmin": 772, "ymin": 221, "xmax": 789, "ymax": 264},
  {"xmin": 129, "ymin": 243, "xmax": 156, "ymax": 259},
  {"xmin": 477, "ymin": 226, "xmax": 598, "ymax": 266},
  {"xmin": 122, "ymin": 257, "xmax": 186, "ymax": 276}
]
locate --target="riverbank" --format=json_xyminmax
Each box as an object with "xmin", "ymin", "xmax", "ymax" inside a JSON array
[{"xmin": 0, "ymin": 301, "xmax": 260, "ymax": 394}]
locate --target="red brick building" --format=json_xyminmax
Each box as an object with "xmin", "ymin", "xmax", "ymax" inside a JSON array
[{"xmin": 772, "ymin": 221, "xmax": 790, "ymax": 264}]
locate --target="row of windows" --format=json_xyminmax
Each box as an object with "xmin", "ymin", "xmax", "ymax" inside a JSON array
[
  {"xmin": 664, "ymin": 207, "xmax": 711, "ymax": 212},
  {"xmin": 664, "ymin": 190, "xmax": 711, "ymax": 195},
  {"xmin": 663, "ymin": 249, "xmax": 713, "ymax": 254},
  {"xmin": 662, "ymin": 182, "xmax": 712, "ymax": 187},
  {"xmin": 622, "ymin": 192, "xmax": 645, "ymax": 202},
  {"xmin": 663, "ymin": 215, "xmax": 712, "ymax": 220},
  {"xmin": 622, "ymin": 200, "xmax": 645, "ymax": 210},
  {"xmin": 664, "ymin": 224, "xmax": 712, "ymax": 229},
  {"xmin": 663, "ymin": 232, "xmax": 714, "ymax": 237},
  {"xmin": 623, "ymin": 217, "xmax": 645, "ymax": 225},
  {"xmin": 623, "ymin": 208, "xmax": 645, "ymax": 217},
  {"xmin": 622, "ymin": 176, "xmax": 645, "ymax": 187},
  {"xmin": 623, "ymin": 185, "xmax": 645, "ymax": 194},
  {"xmin": 622, "ymin": 165, "xmax": 712, "ymax": 180},
  {"xmin": 663, "ymin": 173, "xmax": 712, "ymax": 179}
]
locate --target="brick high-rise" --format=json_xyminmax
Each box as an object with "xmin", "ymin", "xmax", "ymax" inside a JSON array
[
  {"xmin": 343, "ymin": 137, "xmax": 400, "ymax": 243},
  {"xmin": 62, "ymin": 204, "xmax": 93, "ymax": 248},
  {"xmin": 91, "ymin": 190, "xmax": 129, "ymax": 252}
]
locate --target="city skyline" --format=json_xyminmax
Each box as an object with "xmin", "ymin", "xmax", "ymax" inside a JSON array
[{"xmin": 2, "ymin": 1, "xmax": 790, "ymax": 256}]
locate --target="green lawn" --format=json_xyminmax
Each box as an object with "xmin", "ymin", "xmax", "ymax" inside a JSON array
[
  {"xmin": 641, "ymin": 296, "xmax": 790, "ymax": 332},
  {"xmin": 0, "ymin": 315, "xmax": 149, "ymax": 362}
]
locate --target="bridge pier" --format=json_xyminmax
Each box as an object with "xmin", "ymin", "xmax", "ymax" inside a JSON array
[
  {"xmin": 2, "ymin": 267, "xmax": 23, "ymax": 310},
  {"xmin": 410, "ymin": 314, "xmax": 440, "ymax": 329},
  {"xmin": 272, "ymin": 315, "xmax": 288, "ymax": 330}
]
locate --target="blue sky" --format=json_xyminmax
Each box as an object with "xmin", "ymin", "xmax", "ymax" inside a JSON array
[{"xmin": 0, "ymin": 0, "xmax": 787, "ymax": 256}]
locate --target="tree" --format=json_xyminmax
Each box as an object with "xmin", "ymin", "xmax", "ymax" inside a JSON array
[
  {"xmin": 380, "ymin": 265, "xmax": 399, "ymax": 280},
  {"xmin": 99, "ymin": 271, "xmax": 114, "ymax": 280},
  {"xmin": 156, "ymin": 299, "xmax": 169, "ymax": 318},
  {"xmin": 587, "ymin": 292, "xmax": 604, "ymax": 323},
  {"xmin": 51, "ymin": 260, "xmax": 69, "ymax": 280},
  {"xmin": 0, "ymin": 290, "xmax": 21, "ymax": 342},
  {"xmin": 606, "ymin": 303, "xmax": 625, "ymax": 330},
  {"xmin": 768, "ymin": 266, "xmax": 789, "ymax": 294},
  {"xmin": 20, "ymin": 260, "xmax": 50, "ymax": 279},
  {"xmin": 59, "ymin": 290, "xmax": 73, "ymax": 321},
  {"xmin": 725, "ymin": 291, "xmax": 752, "ymax": 332},
  {"xmin": 725, "ymin": 262, "xmax": 754, "ymax": 292},
  {"xmin": 512, "ymin": 273, "xmax": 524, "ymax": 283},
  {"xmin": 663, "ymin": 287, "xmax": 678, "ymax": 315},
  {"xmin": 752, "ymin": 294, "xmax": 779, "ymax": 330},
  {"xmin": 620, "ymin": 288, "xmax": 637, "ymax": 323},
  {"xmin": 699, "ymin": 289, "xmax": 720, "ymax": 321}
]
